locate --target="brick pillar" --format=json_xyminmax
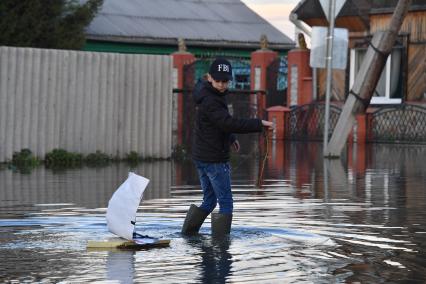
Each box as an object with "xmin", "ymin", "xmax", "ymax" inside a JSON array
[
  {"xmin": 267, "ymin": 106, "xmax": 290, "ymax": 140},
  {"xmin": 348, "ymin": 108, "xmax": 374, "ymax": 144},
  {"xmin": 348, "ymin": 114, "xmax": 367, "ymax": 144},
  {"xmin": 287, "ymin": 49, "xmax": 312, "ymax": 106},
  {"xmin": 251, "ymin": 49, "xmax": 278, "ymax": 118},
  {"xmin": 347, "ymin": 108, "xmax": 375, "ymax": 176},
  {"xmin": 348, "ymin": 114, "xmax": 368, "ymax": 175},
  {"xmin": 172, "ymin": 52, "xmax": 195, "ymax": 145}
]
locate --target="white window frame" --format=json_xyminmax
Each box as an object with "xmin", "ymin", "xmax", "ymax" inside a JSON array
[{"xmin": 350, "ymin": 49, "xmax": 402, "ymax": 105}]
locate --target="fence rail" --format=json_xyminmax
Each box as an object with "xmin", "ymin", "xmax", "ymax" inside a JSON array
[{"xmin": 0, "ymin": 46, "xmax": 173, "ymax": 161}]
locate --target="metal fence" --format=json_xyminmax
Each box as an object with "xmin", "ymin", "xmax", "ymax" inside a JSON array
[
  {"xmin": 0, "ymin": 46, "xmax": 173, "ymax": 161},
  {"xmin": 285, "ymin": 103, "xmax": 426, "ymax": 144},
  {"xmin": 286, "ymin": 103, "xmax": 342, "ymax": 141},
  {"xmin": 368, "ymin": 104, "xmax": 426, "ymax": 144}
]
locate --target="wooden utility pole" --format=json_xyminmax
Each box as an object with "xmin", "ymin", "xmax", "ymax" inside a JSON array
[{"xmin": 324, "ymin": 0, "xmax": 412, "ymax": 157}]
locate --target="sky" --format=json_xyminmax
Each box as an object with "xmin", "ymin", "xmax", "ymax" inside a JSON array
[{"xmin": 241, "ymin": 0, "xmax": 300, "ymax": 40}]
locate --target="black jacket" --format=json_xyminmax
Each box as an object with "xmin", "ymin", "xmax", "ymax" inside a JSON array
[{"xmin": 192, "ymin": 80, "xmax": 263, "ymax": 162}]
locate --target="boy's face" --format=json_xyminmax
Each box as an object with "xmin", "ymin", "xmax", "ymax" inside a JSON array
[{"xmin": 208, "ymin": 74, "xmax": 230, "ymax": 93}]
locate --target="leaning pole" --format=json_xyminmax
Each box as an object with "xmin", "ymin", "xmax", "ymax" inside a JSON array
[{"xmin": 324, "ymin": 0, "xmax": 412, "ymax": 157}]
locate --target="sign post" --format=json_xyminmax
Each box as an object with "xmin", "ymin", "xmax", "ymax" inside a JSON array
[
  {"xmin": 323, "ymin": 0, "xmax": 336, "ymax": 155},
  {"xmin": 318, "ymin": 0, "xmax": 346, "ymax": 155}
]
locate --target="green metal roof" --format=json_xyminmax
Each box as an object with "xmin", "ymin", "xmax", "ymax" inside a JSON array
[{"xmin": 83, "ymin": 40, "xmax": 288, "ymax": 58}]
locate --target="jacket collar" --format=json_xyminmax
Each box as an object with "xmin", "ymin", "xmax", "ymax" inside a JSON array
[{"xmin": 205, "ymin": 81, "xmax": 228, "ymax": 97}]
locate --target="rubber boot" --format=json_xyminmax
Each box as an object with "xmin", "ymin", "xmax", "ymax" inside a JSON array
[
  {"xmin": 211, "ymin": 213, "xmax": 232, "ymax": 237},
  {"xmin": 181, "ymin": 204, "xmax": 209, "ymax": 235}
]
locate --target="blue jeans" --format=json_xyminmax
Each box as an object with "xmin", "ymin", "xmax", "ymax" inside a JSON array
[{"xmin": 194, "ymin": 160, "xmax": 233, "ymax": 215}]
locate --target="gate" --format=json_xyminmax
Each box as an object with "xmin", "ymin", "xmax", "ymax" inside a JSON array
[{"xmin": 266, "ymin": 56, "xmax": 288, "ymax": 107}]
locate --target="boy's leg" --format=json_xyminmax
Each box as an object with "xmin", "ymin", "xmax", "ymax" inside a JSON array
[
  {"xmin": 205, "ymin": 162, "xmax": 233, "ymax": 236},
  {"xmin": 205, "ymin": 162, "xmax": 233, "ymax": 214},
  {"xmin": 196, "ymin": 161, "xmax": 217, "ymax": 213},
  {"xmin": 181, "ymin": 204, "xmax": 209, "ymax": 235},
  {"xmin": 181, "ymin": 160, "xmax": 215, "ymax": 235}
]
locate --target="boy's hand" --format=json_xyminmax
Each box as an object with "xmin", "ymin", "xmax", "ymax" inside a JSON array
[
  {"xmin": 262, "ymin": 120, "xmax": 274, "ymax": 130},
  {"xmin": 231, "ymin": 140, "xmax": 240, "ymax": 152}
]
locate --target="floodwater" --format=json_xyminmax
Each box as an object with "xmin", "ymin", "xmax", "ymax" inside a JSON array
[{"xmin": 1, "ymin": 140, "xmax": 426, "ymax": 283}]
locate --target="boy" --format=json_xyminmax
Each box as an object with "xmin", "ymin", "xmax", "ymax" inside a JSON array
[{"xmin": 182, "ymin": 58, "xmax": 273, "ymax": 237}]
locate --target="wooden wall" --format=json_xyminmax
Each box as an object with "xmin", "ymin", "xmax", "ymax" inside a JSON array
[
  {"xmin": 371, "ymin": 11, "xmax": 426, "ymax": 101},
  {"xmin": 317, "ymin": 69, "xmax": 347, "ymax": 101},
  {"xmin": 314, "ymin": 10, "xmax": 426, "ymax": 102}
]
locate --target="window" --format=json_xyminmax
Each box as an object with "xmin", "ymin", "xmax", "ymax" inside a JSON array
[
  {"xmin": 229, "ymin": 59, "xmax": 251, "ymax": 90},
  {"xmin": 350, "ymin": 47, "xmax": 404, "ymax": 104}
]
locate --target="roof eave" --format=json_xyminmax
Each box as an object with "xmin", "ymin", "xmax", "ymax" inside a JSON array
[
  {"xmin": 291, "ymin": 0, "xmax": 370, "ymax": 32},
  {"xmin": 86, "ymin": 35, "xmax": 296, "ymax": 50}
]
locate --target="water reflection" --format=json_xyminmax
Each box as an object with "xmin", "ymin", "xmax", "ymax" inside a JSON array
[
  {"xmin": 107, "ymin": 251, "xmax": 135, "ymax": 284},
  {"xmin": 0, "ymin": 161, "xmax": 171, "ymax": 217},
  {"xmin": 183, "ymin": 236, "xmax": 232, "ymax": 283},
  {"xmin": 1, "ymin": 142, "xmax": 426, "ymax": 283}
]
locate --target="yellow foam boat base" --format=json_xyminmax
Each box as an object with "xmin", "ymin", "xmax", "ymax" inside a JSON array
[{"xmin": 87, "ymin": 237, "xmax": 170, "ymax": 250}]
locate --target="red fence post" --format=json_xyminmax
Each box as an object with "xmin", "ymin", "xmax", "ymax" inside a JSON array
[
  {"xmin": 251, "ymin": 48, "xmax": 278, "ymax": 118},
  {"xmin": 349, "ymin": 107, "xmax": 375, "ymax": 144},
  {"xmin": 172, "ymin": 51, "xmax": 195, "ymax": 145},
  {"xmin": 348, "ymin": 114, "xmax": 367, "ymax": 144},
  {"xmin": 347, "ymin": 108, "xmax": 375, "ymax": 176},
  {"xmin": 366, "ymin": 108, "xmax": 375, "ymax": 142},
  {"xmin": 267, "ymin": 106, "xmax": 290, "ymax": 140},
  {"xmin": 267, "ymin": 106, "xmax": 292, "ymax": 140},
  {"xmin": 287, "ymin": 49, "xmax": 312, "ymax": 107}
]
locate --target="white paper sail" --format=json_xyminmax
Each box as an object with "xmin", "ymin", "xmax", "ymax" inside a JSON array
[{"xmin": 106, "ymin": 172, "xmax": 150, "ymax": 240}]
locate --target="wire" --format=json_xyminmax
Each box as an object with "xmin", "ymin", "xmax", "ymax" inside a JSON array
[
  {"xmin": 256, "ymin": 128, "xmax": 269, "ymax": 188},
  {"xmin": 230, "ymin": 129, "xmax": 270, "ymax": 188}
]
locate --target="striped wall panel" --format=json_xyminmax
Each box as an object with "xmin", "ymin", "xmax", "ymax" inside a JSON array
[
  {"xmin": 0, "ymin": 46, "xmax": 173, "ymax": 161},
  {"xmin": 371, "ymin": 11, "xmax": 426, "ymax": 43},
  {"xmin": 407, "ymin": 45, "xmax": 426, "ymax": 101}
]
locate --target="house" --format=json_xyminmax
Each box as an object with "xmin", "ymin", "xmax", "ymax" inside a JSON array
[
  {"xmin": 291, "ymin": 0, "xmax": 426, "ymax": 105},
  {"xmin": 83, "ymin": 0, "xmax": 294, "ymax": 57},
  {"xmin": 85, "ymin": 0, "xmax": 294, "ymax": 57},
  {"xmin": 83, "ymin": 0, "xmax": 295, "ymax": 89}
]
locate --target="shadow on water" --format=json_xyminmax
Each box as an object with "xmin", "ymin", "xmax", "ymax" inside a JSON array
[{"xmin": 1, "ymin": 141, "xmax": 426, "ymax": 283}]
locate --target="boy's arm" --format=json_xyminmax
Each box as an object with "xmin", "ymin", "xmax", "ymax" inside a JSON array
[{"xmin": 206, "ymin": 98, "xmax": 263, "ymax": 133}]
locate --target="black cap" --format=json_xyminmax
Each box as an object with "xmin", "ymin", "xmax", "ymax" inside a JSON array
[{"xmin": 209, "ymin": 58, "xmax": 233, "ymax": 81}]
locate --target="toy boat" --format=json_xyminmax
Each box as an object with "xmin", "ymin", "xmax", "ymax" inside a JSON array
[{"xmin": 87, "ymin": 172, "xmax": 170, "ymax": 250}]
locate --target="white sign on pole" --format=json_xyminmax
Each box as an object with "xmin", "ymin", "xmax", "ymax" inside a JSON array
[
  {"xmin": 310, "ymin": 26, "xmax": 349, "ymax": 70},
  {"xmin": 319, "ymin": 0, "xmax": 346, "ymax": 21}
]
